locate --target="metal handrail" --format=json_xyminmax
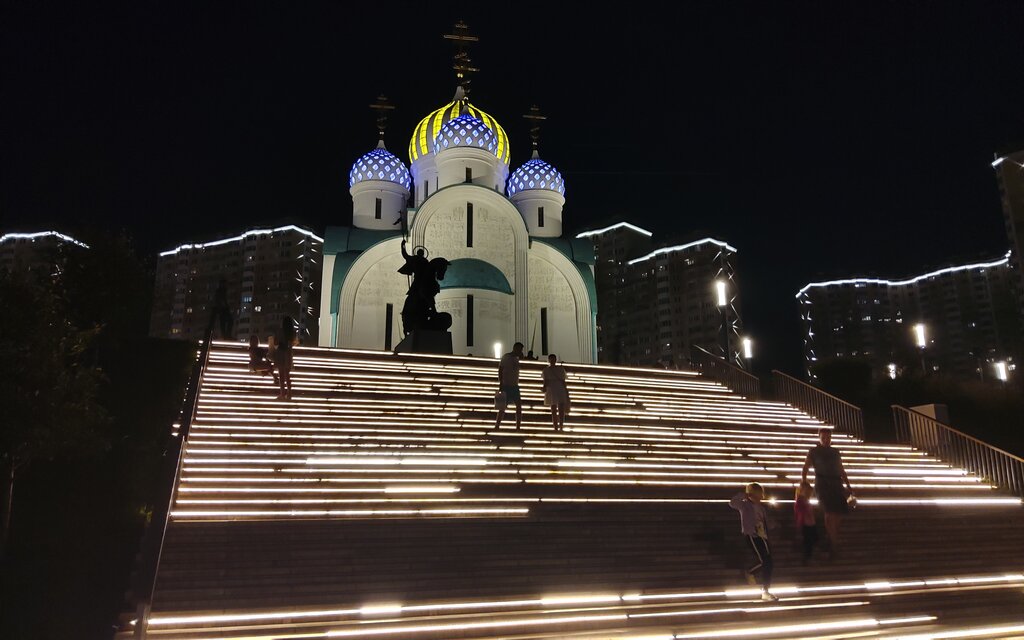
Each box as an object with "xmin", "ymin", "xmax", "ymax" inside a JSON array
[
  {"xmin": 892, "ymin": 405, "xmax": 1024, "ymax": 500},
  {"xmin": 689, "ymin": 344, "xmax": 761, "ymax": 398},
  {"xmin": 129, "ymin": 331, "xmax": 214, "ymax": 638},
  {"xmin": 771, "ymin": 370, "xmax": 865, "ymax": 441}
]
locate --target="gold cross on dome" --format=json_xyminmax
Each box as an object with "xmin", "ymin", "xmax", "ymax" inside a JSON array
[
  {"xmin": 443, "ymin": 21, "xmax": 479, "ymax": 92},
  {"xmin": 523, "ymin": 104, "xmax": 546, "ymax": 151},
  {"xmin": 368, "ymin": 94, "xmax": 395, "ymax": 138}
]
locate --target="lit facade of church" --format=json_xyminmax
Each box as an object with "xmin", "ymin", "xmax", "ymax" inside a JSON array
[{"xmin": 319, "ymin": 88, "xmax": 598, "ymax": 362}]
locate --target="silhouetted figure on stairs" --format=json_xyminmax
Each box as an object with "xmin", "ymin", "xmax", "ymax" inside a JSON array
[
  {"xmin": 208, "ymin": 277, "xmax": 234, "ymax": 339},
  {"xmin": 802, "ymin": 428, "xmax": 855, "ymax": 560},
  {"xmin": 274, "ymin": 317, "xmax": 297, "ymax": 400},
  {"xmin": 495, "ymin": 342, "xmax": 524, "ymax": 430}
]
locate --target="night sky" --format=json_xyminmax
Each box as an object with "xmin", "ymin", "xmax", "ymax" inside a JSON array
[{"xmin": 4, "ymin": 2, "xmax": 1023, "ymax": 373}]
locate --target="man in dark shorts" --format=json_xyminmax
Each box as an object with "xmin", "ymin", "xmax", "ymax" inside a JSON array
[
  {"xmin": 495, "ymin": 342, "xmax": 525, "ymax": 429},
  {"xmin": 801, "ymin": 428, "xmax": 855, "ymax": 558}
]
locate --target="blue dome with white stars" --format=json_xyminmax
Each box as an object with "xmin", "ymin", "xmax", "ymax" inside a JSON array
[
  {"xmin": 432, "ymin": 113, "xmax": 499, "ymax": 157},
  {"xmin": 507, "ymin": 154, "xmax": 565, "ymax": 196},
  {"xmin": 349, "ymin": 143, "xmax": 411, "ymax": 190}
]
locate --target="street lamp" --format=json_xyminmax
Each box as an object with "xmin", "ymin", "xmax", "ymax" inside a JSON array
[
  {"xmin": 742, "ymin": 337, "xmax": 753, "ymax": 360},
  {"xmin": 715, "ymin": 280, "xmax": 729, "ymax": 362},
  {"xmin": 994, "ymin": 361, "xmax": 1008, "ymax": 383},
  {"xmin": 913, "ymin": 323, "xmax": 927, "ymax": 373},
  {"xmin": 913, "ymin": 323, "xmax": 927, "ymax": 348}
]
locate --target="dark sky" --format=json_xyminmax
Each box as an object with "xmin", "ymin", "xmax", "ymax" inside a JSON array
[{"xmin": 4, "ymin": 2, "xmax": 1023, "ymax": 373}]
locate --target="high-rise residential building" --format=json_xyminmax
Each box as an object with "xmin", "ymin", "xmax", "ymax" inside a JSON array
[
  {"xmin": 0, "ymin": 230, "xmax": 88, "ymax": 273},
  {"xmin": 578, "ymin": 223, "xmax": 744, "ymax": 368},
  {"xmin": 577, "ymin": 223, "xmax": 653, "ymax": 364},
  {"xmin": 798, "ymin": 252, "xmax": 1021, "ymax": 381},
  {"xmin": 992, "ymin": 149, "xmax": 1024, "ymax": 321},
  {"xmin": 150, "ymin": 224, "xmax": 323, "ymax": 343}
]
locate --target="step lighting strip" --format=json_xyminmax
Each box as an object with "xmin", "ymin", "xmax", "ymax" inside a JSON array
[
  {"xmin": 322, "ymin": 605, "xmax": 885, "ymax": 639},
  {"xmin": 170, "ymin": 507, "xmax": 530, "ymax": 518},
  {"xmin": 671, "ymin": 615, "xmax": 937, "ymax": 639},
  {"xmin": 143, "ymin": 573, "xmax": 1024, "ymax": 627},
  {"xmin": 894, "ymin": 623, "xmax": 1024, "ymax": 640}
]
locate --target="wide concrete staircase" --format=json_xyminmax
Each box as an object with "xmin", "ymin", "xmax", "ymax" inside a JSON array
[{"xmin": 122, "ymin": 342, "xmax": 1024, "ymax": 639}]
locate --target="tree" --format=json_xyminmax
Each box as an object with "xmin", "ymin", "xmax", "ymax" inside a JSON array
[{"xmin": 0, "ymin": 268, "xmax": 108, "ymax": 558}]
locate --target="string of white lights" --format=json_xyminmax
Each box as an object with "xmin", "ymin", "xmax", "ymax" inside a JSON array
[
  {"xmin": 158, "ymin": 224, "xmax": 324, "ymax": 257},
  {"xmin": 795, "ymin": 251, "xmax": 1012, "ymax": 298},
  {"xmin": 0, "ymin": 230, "xmax": 89, "ymax": 248}
]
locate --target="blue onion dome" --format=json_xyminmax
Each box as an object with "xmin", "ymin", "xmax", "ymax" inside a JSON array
[
  {"xmin": 349, "ymin": 142, "xmax": 411, "ymax": 190},
  {"xmin": 506, "ymin": 152, "xmax": 565, "ymax": 196},
  {"xmin": 409, "ymin": 99, "xmax": 510, "ymax": 165},
  {"xmin": 432, "ymin": 113, "xmax": 499, "ymax": 156}
]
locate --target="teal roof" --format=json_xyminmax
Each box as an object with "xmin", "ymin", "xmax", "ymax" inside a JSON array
[
  {"xmin": 440, "ymin": 258, "xmax": 513, "ymax": 294},
  {"xmin": 533, "ymin": 236, "xmax": 596, "ymax": 266},
  {"xmin": 323, "ymin": 225, "xmax": 402, "ymax": 256}
]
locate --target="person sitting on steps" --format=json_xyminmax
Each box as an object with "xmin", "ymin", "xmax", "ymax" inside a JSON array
[{"xmin": 248, "ymin": 334, "xmax": 278, "ymax": 384}]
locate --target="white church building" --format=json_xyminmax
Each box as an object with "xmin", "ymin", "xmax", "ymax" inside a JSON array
[{"xmin": 318, "ymin": 89, "xmax": 598, "ymax": 363}]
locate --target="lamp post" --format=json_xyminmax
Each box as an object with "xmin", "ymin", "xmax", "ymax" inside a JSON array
[
  {"xmin": 716, "ymin": 280, "xmax": 729, "ymax": 362},
  {"xmin": 913, "ymin": 323, "xmax": 927, "ymax": 374},
  {"xmin": 742, "ymin": 337, "xmax": 753, "ymax": 363},
  {"xmin": 994, "ymin": 361, "xmax": 1008, "ymax": 385}
]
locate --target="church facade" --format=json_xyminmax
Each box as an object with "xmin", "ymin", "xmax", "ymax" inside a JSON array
[{"xmin": 319, "ymin": 90, "xmax": 598, "ymax": 363}]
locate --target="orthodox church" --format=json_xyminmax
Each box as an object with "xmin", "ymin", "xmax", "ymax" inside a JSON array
[{"xmin": 318, "ymin": 37, "xmax": 597, "ymax": 362}]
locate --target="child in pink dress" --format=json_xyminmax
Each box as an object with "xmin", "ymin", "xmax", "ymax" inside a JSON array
[{"xmin": 795, "ymin": 480, "xmax": 819, "ymax": 564}]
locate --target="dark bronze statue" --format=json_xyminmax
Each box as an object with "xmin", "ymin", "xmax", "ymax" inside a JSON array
[{"xmin": 399, "ymin": 240, "xmax": 452, "ymax": 334}]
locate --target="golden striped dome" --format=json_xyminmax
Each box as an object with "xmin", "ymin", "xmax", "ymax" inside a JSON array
[{"xmin": 409, "ymin": 100, "xmax": 509, "ymax": 165}]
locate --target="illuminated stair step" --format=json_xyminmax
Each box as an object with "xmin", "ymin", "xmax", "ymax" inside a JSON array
[
  {"xmin": 132, "ymin": 572, "xmax": 1024, "ymax": 639},
  {"xmin": 196, "ymin": 394, "xmax": 800, "ymax": 417},
  {"xmin": 181, "ymin": 434, "xmax": 939, "ymax": 466}
]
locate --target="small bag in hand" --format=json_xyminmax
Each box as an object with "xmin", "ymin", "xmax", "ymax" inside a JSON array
[{"xmin": 494, "ymin": 390, "xmax": 507, "ymax": 410}]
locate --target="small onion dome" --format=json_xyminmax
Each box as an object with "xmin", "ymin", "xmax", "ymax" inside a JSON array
[
  {"xmin": 349, "ymin": 142, "xmax": 411, "ymax": 190},
  {"xmin": 409, "ymin": 100, "xmax": 510, "ymax": 165},
  {"xmin": 432, "ymin": 113, "xmax": 498, "ymax": 156},
  {"xmin": 506, "ymin": 153, "xmax": 565, "ymax": 196}
]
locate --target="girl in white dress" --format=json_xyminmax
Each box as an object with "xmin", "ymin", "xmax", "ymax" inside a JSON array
[{"xmin": 542, "ymin": 354, "xmax": 570, "ymax": 430}]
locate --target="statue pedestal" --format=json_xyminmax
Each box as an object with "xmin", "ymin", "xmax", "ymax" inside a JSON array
[{"xmin": 394, "ymin": 330, "xmax": 453, "ymax": 355}]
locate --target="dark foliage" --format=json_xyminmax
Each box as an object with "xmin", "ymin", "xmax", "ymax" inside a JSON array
[{"xmin": 0, "ymin": 237, "xmax": 194, "ymax": 639}]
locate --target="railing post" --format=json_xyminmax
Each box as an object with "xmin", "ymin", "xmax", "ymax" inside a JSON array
[
  {"xmin": 133, "ymin": 602, "xmax": 149, "ymax": 640},
  {"xmin": 892, "ymin": 404, "xmax": 1024, "ymax": 501},
  {"xmin": 771, "ymin": 370, "xmax": 864, "ymax": 440},
  {"xmin": 689, "ymin": 344, "xmax": 760, "ymax": 398}
]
